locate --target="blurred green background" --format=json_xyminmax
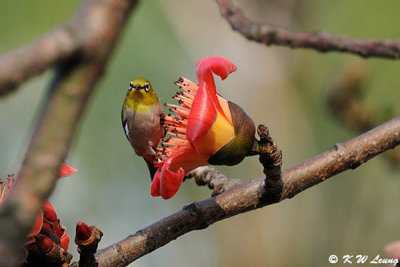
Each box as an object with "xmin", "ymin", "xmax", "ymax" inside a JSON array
[{"xmin": 1, "ymin": 0, "xmax": 400, "ymax": 266}]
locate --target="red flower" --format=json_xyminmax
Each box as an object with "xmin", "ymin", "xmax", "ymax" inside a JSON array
[
  {"xmin": 152, "ymin": 57, "xmax": 255, "ymax": 199},
  {"xmin": 0, "ymin": 164, "xmax": 77, "ymax": 253}
]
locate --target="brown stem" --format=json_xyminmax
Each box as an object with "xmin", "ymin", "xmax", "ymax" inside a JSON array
[
  {"xmin": 0, "ymin": 0, "xmax": 138, "ymax": 265},
  {"xmin": 95, "ymin": 116, "xmax": 400, "ymax": 267},
  {"xmin": 185, "ymin": 167, "xmax": 242, "ymax": 196},
  {"xmin": 215, "ymin": 0, "xmax": 400, "ymax": 59},
  {"xmin": 252, "ymin": 125, "xmax": 283, "ymax": 203},
  {"xmin": 75, "ymin": 226, "xmax": 103, "ymax": 267}
]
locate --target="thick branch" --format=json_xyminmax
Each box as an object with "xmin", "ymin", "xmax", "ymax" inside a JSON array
[
  {"xmin": 215, "ymin": 0, "xmax": 400, "ymax": 59},
  {"xmin": 0, "ymin": 0, "xmax": 138, "ymax": 265},
  {"xmin": 0, "ymin": 22, "xmax": 82, "ymax": 96},
  {"xmin": 95, "ymin": 116, "xmax": 400, "ymax": 267}
]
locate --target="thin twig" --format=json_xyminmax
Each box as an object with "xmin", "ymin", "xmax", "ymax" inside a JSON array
[
  {"xmin": 73, "ymin": 224, "xmax": 103, "ymax": 267},
  {"xmin": 0, "ymin": 0, "xmax": 138, "ymax": 265},
  {"xmin": 95, "ymin": 116, "xmax": 400, "ymax": 267},
  {"xmin": 215, "ymin": 0, "xmax": 400, "ymax": 59}
]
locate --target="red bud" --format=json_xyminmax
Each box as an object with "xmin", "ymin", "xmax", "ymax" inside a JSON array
[
  {"xmin": 59, "ymin": 164, "xmax": 77, "ymax": 178},
  {"xmin": 35, "ymin": 235, "xmax": 54, "ymax": 253},
  {"xmin": 76, "ymin": 221, "xmax": 92, "ymax": 241},
  {"xmin": 60, "ymin": 232, "xmax": 70, "ymax": 252}
]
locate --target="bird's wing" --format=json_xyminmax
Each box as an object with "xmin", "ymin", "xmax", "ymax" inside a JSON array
[{"xmin": 121, "ymin": 111, "xmax": 130, "ymax": 141}]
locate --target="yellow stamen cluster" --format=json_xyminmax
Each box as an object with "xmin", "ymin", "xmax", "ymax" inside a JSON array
[{"xmin": 156, "ymin": 77, "xmax": 199, "ymax": 160}]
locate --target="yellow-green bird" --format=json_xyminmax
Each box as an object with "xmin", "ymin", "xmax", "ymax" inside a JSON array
[{"xmin": 121, "ymin": 78, "xmax": 164, "ymax": 179}]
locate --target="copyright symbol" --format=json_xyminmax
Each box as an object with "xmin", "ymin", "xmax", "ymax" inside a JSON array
[{"xmin": 329, "ymin": 255, "xmax": 338, "ymax": 264}]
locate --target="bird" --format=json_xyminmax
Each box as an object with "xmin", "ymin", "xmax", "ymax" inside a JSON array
[{"xmin": 121, "ymin": 78, "xmax": 164, "ymax": 179}]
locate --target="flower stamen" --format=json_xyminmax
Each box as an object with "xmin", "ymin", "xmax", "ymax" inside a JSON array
[
  {"xmin": 164, "ymin": 103, "xmax": 190, "ymax": 118},
  {"xmin": 156, "ymin": 77, "xmax": 200, "ymax": 163}
]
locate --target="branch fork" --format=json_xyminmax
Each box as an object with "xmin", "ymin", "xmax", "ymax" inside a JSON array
[{"xmin": 187, "ymin": 124, "xmax": 283, "ymax": 204}]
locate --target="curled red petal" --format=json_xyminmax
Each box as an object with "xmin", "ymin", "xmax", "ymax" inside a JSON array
[
  {"xmin": 187, "ymin": 83, "xmax": 217, "ymax": 144},
  {"xmin": 160, "ymin": 162, "xmax": 184, "ymax": 200},
  {"xmin": 76, "ymin": 221, "xmax": 92, "ymax": 241},
  {"xmin": 158, "ymin": 154, "xmax": 185, "ymax": 199},
  {"xmin": 152, "ymin": 148, "xmax": 208, "ymax": 199},
  {"xmin": 29, "ymin": 210, "xmax": 44, "ymax": 237},
  {"xmin": 150, "ymin": 168, "xmax": 162, "ymax": 197},
  {"xmin": 58, "ymin": 164, "xmax": 77, "ymax": 179},
  {"xmin": 196, "ymin": 57, "xmax": 237, "ymax": 117},
  {"xmin": 42, "ymin": 200, "xmax": 57, "ymax": 224},
  {"xmin": 196, "ymin": 56, "xmax": 237, "ymax": 95},
  {"xmin": 60, "ymin": 231, "xmax": 70, "ymax": 251}
]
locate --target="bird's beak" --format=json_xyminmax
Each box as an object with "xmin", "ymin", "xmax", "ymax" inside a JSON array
[{"xmin": 134, "ymin": 84, "xmax": 141, "ymax": 90}]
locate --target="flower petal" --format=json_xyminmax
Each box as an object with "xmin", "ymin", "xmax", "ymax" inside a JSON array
[
  {"xmin": 58, "ymin": 164, "xmax": 77, "ymax": 179},
  {"xmin": 196, "ymin": 56, "xmax": 237, "ymax": 118},
  {"xmin": 155, "ymin": 148, "xmax": 208, "ymax": 199},
  {"xmin": 158, "ymin": 153, "xmax": 185, "ymax": 199},
  {"xmin": 150, "ymin": 168, "xmax": 162, "ymax": 197},
  {"xmin": 42, "ymin": 200, "xmax": 57, "ymax": 224},
  {"xmin": 167, "ymin": 148, "xmax": 208, "ymax": 175},
  {"xmin": 191, "ymin": 109, "xmax": 235, "ymax": 158},
  {"xmin": 35, "ymin": 235, "xmax": 54, "ymax": 253},
  {"xmin": 217, "ymin": 95, "xmax": 232, "ymax": 125},
  {"xmin": 29, "ymin": 210, "xmax": 44, "ymax": 237},
  {"xmin": 187, "ymin": 83, "xmax": 217, "ymax": 144},
  {"xmin": 160, "ymin": 162, "xmax": 184, "ymax": 200},
  {"xmin": 196, "ymin": 56, "xmax": 237, "ymax": 96},
  {"xmin": 60, "ymin": 231, "xmax": 70, "ymax": 252}
]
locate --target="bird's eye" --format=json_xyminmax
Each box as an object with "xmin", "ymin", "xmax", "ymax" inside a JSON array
[
  {"xmin": 144, "ymin": 83, "xmax": 149, "ymax": 92},
  {"xmin": 129, "ymin": 81, "xmax": 133, "ymax": 90}
]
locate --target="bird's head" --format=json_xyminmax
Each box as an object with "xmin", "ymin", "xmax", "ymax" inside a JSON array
[{"xmin": 124, "ymin": 78, "xmax": 158, "ymax": 108}]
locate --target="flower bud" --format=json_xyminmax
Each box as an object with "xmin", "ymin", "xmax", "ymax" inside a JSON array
[
  {"xmin": 76, "ymin": 221, "xmax": 92, "ymax": 242},
  {"xmin": 35, "ymin": 235, "xmax": 54, "ymax": 254}
]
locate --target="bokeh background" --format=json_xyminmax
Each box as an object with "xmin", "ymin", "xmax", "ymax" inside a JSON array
[{"xmin": 1, "ymin": 0, "xmax": 400, "ymax": 266}]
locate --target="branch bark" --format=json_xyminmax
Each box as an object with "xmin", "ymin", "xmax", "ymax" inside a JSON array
[
  {"xmin": 215, "ymin": 0, "xmax": 400, "ymax": 59},
  {"xmin": 95, "ymin": 116, "xmax": 400, "ymax": 267},
  {"xmin": 0, "ymin": 26, "xmax": 82, "ymax": 96},
  {"xmin": 0, "ymin": 0, "xmax": 138, "ymax": 265},
  {"xmin": 185, "ymin": 167, "xmax": 242, "ymax": 196}
]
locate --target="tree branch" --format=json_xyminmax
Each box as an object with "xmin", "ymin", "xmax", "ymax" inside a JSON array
[
  {"xmin": 215, "ymin": 0, "xmax": 400, "ymax": 59},
  {"xmin": 95, "ymin": 116, "xmax": 400, "ymax": 267},
  {"xmin": 0, "ymin": 21, "xmax": 82, "ymax": 96},
  {"xmin": 327, "ymin": 61, "xmax": 400, "ymax": 165},
  {"xmin": 0, "ymin": 0, "xmax": 138, "ymax": 265},
  {"xmin": 185, "ymin": 167, "xmax": 242, "ymax": 196}
]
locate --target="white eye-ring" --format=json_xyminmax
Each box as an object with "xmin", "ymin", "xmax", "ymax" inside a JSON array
[
  {"xmin": 129, "ymin": 81, "xmax": 133, "ymax": 90},
  {"xmin": 144, "ymin": 83, "xmax": 150, "ymax": 92}
]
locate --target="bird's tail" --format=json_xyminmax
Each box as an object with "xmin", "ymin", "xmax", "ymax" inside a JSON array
[{"xmin": 144, "ymin": 158, "xmax": 157, "ymax": 181}]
